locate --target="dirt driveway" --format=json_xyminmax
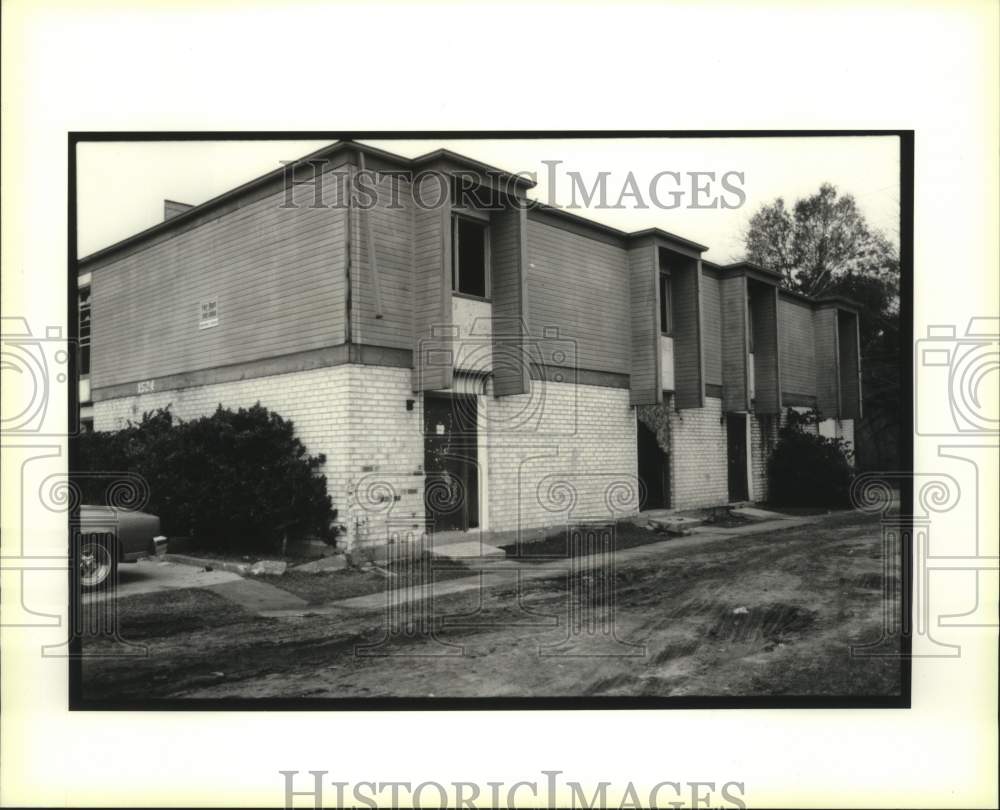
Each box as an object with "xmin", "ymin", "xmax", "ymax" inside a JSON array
[{"xmin": 80, "ymin": 510, "xmax": 901, "ymax": 701}]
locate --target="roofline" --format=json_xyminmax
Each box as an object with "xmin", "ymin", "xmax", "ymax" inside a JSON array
[
  {"xmin": 528, "ymin": 203, "xmax": 708, "ymax": 252},
  {"xmin": 80, "ymin": 140, "xmax": 713, "ymax": 269},
  {"xmin": 410, "ymin": 148, "xmax": 537, "ymax": 189},
  {"xmin": 701, "ymin": 259, "xmax": 865, "ymax": 312}
]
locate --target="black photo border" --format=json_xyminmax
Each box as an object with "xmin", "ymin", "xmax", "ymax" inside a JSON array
[{"xmin": 67, "ymin": 129, "xmax": 914, "ymax": 711}]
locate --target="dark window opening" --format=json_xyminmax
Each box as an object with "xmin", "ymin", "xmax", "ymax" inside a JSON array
[
  {"xmin": 747, "ymin": 301, "xmax": 756, "ymax": 354},
  {"xmin": 79, "ymin": 285, "xmax": 91, "ymax": 376},
  {"xmin": 658, "ymin": 272, "xmax": 673, "ymax": 335},
  {"xmin": 452, "ymin": 216, "xmax": 489, "ymax": 298}
]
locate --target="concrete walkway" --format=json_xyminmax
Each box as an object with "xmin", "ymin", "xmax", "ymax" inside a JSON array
[
  {"xmin": 83, "ymin": 558, "xmax": 242, "ymax": 605},
  {"xmin": 259, "ymin": 512, "xmax": 822, "ymax": 618},
  {"xmin": 204, "ymin": 578, "xmax": 309, "ymax": 611}
]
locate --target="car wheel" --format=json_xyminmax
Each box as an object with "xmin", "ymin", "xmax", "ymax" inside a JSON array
[{"xmin": 79, "ymin": 538, "xmax": 116, "ymax": 591}]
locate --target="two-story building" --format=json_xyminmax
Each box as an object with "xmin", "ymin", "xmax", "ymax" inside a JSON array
[{"xmin": 78, "ymin": 141, "xmax": 862, "ymax": 548}]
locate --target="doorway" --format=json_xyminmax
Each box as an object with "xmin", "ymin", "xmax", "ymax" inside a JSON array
[
  {"xmin": 423, "ymin": 393, "xmax": 479, "ymax": 532},
  {"xmin": 726, "ymin": 412, "xmax": 749, "ymax": 502},
  {"xmin": 637, "ymin": 420, "xmax": 670, "ymax": 510}
]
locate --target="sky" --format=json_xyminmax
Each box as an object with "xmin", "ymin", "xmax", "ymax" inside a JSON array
[{"xmin": 77, "ymin": 137, "xmax": 900, "ymax": 264}]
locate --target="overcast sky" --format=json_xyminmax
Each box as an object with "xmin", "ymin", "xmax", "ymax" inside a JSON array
[{"xmin": 77, "ymin": 137, "xmax": 900, "ymax": 264}]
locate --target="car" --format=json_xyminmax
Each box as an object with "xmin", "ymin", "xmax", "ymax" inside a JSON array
[{"xmin": 77, "ymin": 506, "xmax": 168, "ymax": 590}]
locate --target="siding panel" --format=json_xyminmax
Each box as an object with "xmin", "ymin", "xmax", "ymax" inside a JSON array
[
  {"xmin": 814, "ymin": 307, "xmax": 841, "ymax": 417},
  {"xmin": 750, "ymin": 284, "xmax": 781, "ymax": 413},
  {"xmin": 526, "ymin": 219, "xmax": 630, "ymax": 374},
  {"xmin": 701, "ymin": 272, "xmax": 723, "ymax": 386},
  {"xmin": 628, "ymin": 242, "xmax": 658, "ymax": 405},
  {"xmin": 491, "ymin": 205, "xmax": 529, "ymax": 396},
  {"xmin": 411, "ymin": 174, "xmax": 452, "ymax": 391},
  {"xmin": 778, "ymin": 296, "xmax": 817, "ymax": 398},
  {"xmin": 91, "ymin": 179, "xmax": 346, "ymax": 390},
  {"xmin": 720, "ymin": 274, "xmax": 749, "ymax": 411},
  {"xmin": 672, "ymin": 259, "xmax": 704, "ymax": 409}
]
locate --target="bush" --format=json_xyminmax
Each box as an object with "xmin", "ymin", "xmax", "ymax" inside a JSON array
[
  {"xmin": 76, "ymin": 404, "xmax": 336, "ymax": 553},
  {"xmin": 767, "ymin": 409, "xmax": 855, "ymax": 508}
]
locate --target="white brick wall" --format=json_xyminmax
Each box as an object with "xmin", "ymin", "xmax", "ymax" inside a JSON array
[
  {"xmin": 483, "ymin": 379, "xmax": 639, "ymax": 533},
  {"xmin": 100, "ymin": 367, "xmax": 837, "ymax": 545},
  {"xmin": 94, "ymin": 366, "xmax": 356, "ymax": 536},
  {"xmin": 750, "ymin": 412, "xmax": 780, "ymax": 502},
  {"xmin": 93, "ymin": 365, "xmax": 426, "ymax": 549},
  {"xmin": 668, "ymin": 396, "xmax": 729, "ymax": 509}
]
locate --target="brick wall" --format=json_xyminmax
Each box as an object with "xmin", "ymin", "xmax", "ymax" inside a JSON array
[
  {"xmin": 750, "ymin": 412, "xmax": 781, "ymax": 502},
  {"xmin": 93, "ymin": 365, "xmax": 428, "ymax": 549},
  {"xmin": 668, "ymin": 395, "xmax": 729, "ymax": 509},
  {"xmin": 483, "ymin": 378, "xmax": 639, "ymax": 534},
  {"xmin": 94, "ymin": 364, "xmax": 356, "ymax": 538}
]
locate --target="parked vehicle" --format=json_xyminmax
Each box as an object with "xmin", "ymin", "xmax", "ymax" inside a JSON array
[{"xmin": 78, "ymin": 506, "xmax": 167, "ymax": 590}]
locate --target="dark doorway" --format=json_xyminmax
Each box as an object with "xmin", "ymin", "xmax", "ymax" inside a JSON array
[
  {"xmin": 637, "ymin": 420, "xmax": 669, "ymax": 510},
  {"xmin": 424, "ymin": 394, "xmax": 479, "ymax": 532},
  {"xmin": 726, "ymin": 413, "xmax": 749, "ymax": 502}
]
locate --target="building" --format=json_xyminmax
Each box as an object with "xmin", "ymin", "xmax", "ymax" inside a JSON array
[{"xmin": 78, "ymin": 141, "xmax": 862, "ymax": 548}]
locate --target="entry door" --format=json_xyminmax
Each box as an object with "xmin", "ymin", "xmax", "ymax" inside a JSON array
[
  {"xmin": 423, "ymin": 394, "xmax": 479, "ymax": 532},
  {"xmin": 637, "ymin": 421, "xmax": 670, "ymax": 510},
  {"xmin": 726, "ymin": 413, "xmax": 749, "ymax": 502}
]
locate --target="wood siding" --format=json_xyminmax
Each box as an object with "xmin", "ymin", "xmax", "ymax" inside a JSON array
[
  {"xmin": 778, "ymin": 296, "xmax": 817, "ymax": 398},
  {"xmin": 838, "ymin": 310, "xmax": 862, "ymax": 419},
  {"xmin": 750, "ymin": 284, "xmax": 781, "ymax": 413},
  {"xmin": 525, "ymin": 218, "xmax": 631, "ymax": 375},
  {"xmin": 720, "ymin": 274, "xmax": 749, "ymax": 411},
  {"xmin": 672, "ymin": 259, "xmax": 704, "ymax": 409},
  {"xmin": 627, "ymin": 242, "xmax": 659, "ymax": 405},
  {"xmin": 814, "ymin": 307, "xmax": 841, "ymax": 417},
  {"xmin": 352, "ymin": 172, "xmax": 415, "ymax": 350},
  {"xmin": 701, "ymin": 272, "xmax": 723, "ymax": 386},
  {"xmin": 90, "ymin": 179, "xmax": 346, "ymax": 390},
  {"xmin": 411, "ymin": 173, "xmax": 452, "ymax": 391},
  {"xmin": 490, "ymin": 205, "xmax": 530, "ymax": 396}
]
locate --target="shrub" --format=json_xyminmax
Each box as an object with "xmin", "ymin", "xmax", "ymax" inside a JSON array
[
  {"xmin": 76, "ymin": 404, "xmax": 336, "ymax": 553},
  {"xmin": 767, "ymin": 409, "xmax": 855, "ymax": 508}
]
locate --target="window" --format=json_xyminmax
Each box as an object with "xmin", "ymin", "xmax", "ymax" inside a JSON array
[
  {"xmin": 199, "ymin": 298, "xmax": 219, "ymax": 329},
  {"xmin": 747, "ymin": 301, "xmax": 755, "ymax": 353},
  {"xmin": 78, "ymin": 285, "xmax": 91, "ymax": 375},
  {"xmin": 452, "ymin": 216, "xmax": 489, "ymax": 298},
  {"xmin": 658, "ymin": 272, "xmax": 673, "ymax": 335}
]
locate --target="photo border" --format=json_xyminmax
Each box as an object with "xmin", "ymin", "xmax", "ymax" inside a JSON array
[{"xmin": 66, "ymin": 129, "xmax": 914, "ymax": 712}]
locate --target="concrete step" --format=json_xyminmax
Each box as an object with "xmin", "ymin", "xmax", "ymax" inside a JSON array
[
  {"xmin": 429, "ymin": 539, "xmax": 507, "ymax": 561},
  {"xmin": 644, "ymin": 514, "xmax": 704, "ymax": 536},
  {"xmin": 730, "ymin": 506, "xmax": 787, "ymax": 521}
]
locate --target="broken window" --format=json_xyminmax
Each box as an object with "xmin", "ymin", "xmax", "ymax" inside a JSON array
[
  {"xmin": 659, "ymin": 271, "xmax": 673, "ymax": 335},
  {"xmin": 452, "ymin": 215, "xmax": 489, "ymax": 298}
]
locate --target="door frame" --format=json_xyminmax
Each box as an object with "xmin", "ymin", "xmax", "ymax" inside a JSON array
[
  {"xmin": 726, "ymin": 412, "xmax": 751, "ymax": 503},
  {"xmin": 423, "ymin": 392, "xmax": 481, "ymax": 532},
  {"xmin": 636, "ymin": 415, "xmax": 670, "ymax": 510}
]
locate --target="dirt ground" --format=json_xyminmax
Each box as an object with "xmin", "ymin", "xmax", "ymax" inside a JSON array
[{"xmin": 81, "ymin": 510, "xmax": 901, "ymax": 700}]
